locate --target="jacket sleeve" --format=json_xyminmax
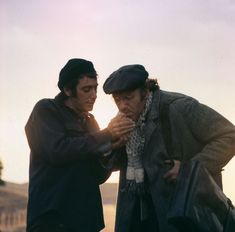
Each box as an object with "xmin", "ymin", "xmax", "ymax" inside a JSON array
[
  {"xmin": 171, "ymin": 97, "xmax": 235, "ymax": 174},
  {"xmin": 100, "ymin": 148, "xmax": 127, "ymax": 171},
  {"xmin": 25, "ymin": 100, "xmax": 112, "ymax": 166}
]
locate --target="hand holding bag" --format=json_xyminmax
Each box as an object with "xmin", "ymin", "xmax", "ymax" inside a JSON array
[{"xmin": 167, "ymin": 160, "xmax": 235, "ymax": 232}]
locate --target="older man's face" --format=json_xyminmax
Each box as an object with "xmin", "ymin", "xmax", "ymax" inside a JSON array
[{"xmin": 113, "ymin": 89, "xmax": 147, "ymax": 122}]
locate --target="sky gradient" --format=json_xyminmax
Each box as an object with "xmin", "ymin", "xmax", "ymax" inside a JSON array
[{"xmin": 1, "ymin": 0, "xmax": 235, "ymax": 200}]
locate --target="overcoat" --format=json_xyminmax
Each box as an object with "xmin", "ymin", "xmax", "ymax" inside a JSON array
[
  {"xmin": 25, "ymin": 93, "xmax": 111, "ymax": 232},
  {"xmin": 112, "ymin": 89, "xmax": 235, "ymax": 232}
]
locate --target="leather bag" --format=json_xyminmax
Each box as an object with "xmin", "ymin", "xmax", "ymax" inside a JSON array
[{"xmin": 167, "ymin": 160, "xmax": 235, "ymax": 232}]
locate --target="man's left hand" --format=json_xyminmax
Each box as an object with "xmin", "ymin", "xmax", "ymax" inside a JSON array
[{"xmin": 163, "ymin": 160, "xmax": 181, "ymax": 182}]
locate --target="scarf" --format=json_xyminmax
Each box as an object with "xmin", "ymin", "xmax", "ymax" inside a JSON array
[{"xmin": 125, "ymin": 92, "xmax": 153, "ymax": 195}]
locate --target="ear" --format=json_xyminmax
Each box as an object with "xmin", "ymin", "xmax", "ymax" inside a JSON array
[{"xmin": 63, "ymin": 87, "xmax": 72, "ymax": 97}]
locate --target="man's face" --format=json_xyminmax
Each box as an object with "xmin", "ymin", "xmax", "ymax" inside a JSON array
[
  {"xmin": 113, "ymin": 89, "xmax": 147, "ymax": 122},
  {"xmin": 68, "ymin": 76, "xmax": 98, "ymax": 113}
]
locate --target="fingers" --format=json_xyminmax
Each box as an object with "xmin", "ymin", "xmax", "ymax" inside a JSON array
[
  {"xmin": 163, "ymin": 168, "xmax": 176, "ymax": 179},
  {"xmin": 163, "ymin": 160, "xmax": 181, "ymax": 182},
  {"xmin": 113, "ymin": 123, "xmax": 135, "ymax": 131},
  {"xmin": 112, "ymin": 126, "xmax": 134, "ymax": 137},
  {"xmin": 163, "ymin": 170, "xmax": 177, "ymax": 181},
  {"xmin": 111, "ymin": 129, "xmax": 133, "ymax": 142},
  {"xmin": 107, "ymin": 115, "xmax": 135, "ymax": 140},
  {"xmin": 110, "ymin": 118, "xmax": 135, "ymax": 129}
]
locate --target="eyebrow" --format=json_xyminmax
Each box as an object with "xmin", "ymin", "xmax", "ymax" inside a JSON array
[{"xmin": 81, "ymin": 84, "xmax": 98, "ymax": 88}]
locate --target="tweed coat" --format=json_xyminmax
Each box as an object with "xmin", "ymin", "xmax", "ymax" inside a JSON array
[{"xmin": 111, "ymin": 89, "xmax": 235, "ymax": 232}]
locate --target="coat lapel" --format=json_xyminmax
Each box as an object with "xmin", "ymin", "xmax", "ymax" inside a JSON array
[{"xmin": 144, "ymin": 90, "xmax": 161, "ymax": 147}]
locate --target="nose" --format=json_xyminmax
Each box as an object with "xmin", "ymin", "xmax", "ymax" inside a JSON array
[
  {"xmin": 117, "ymin": 100, "xmax": 128, "ymax": 113},
  {"xmin": 90, "ymin": 88, "xmax": 97, "ymax": 99}
]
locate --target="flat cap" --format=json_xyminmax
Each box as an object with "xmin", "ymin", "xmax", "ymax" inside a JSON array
[
  {"xmin": 103, "ymin": 64, "xmax": 148, "ymax": 94},
  {"xmin": 58, "ymin": 58, "xmax": 96, "ymax": 90}
]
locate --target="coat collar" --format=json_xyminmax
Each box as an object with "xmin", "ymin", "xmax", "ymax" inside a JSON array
[
  {"xmin": 144, "ymin": 89, "xmax": 161, "ymax": 146},
  {"xmin": 147, "ymin": 89, "xmax": 161, "ymax": 121}
]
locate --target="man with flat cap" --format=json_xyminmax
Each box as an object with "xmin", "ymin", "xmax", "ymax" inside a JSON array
[
  {"xmin": 25, "ymin": 58, "xmax": 134, "ymax": 232},
  {"xmin": 103, "ymin": 64, "xmax": 235, "ymax": 232}
]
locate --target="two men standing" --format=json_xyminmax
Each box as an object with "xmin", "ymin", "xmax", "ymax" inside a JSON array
[
  {"xmin": 25, "ymin": 59, "xmax": 134, "ymax": 232},
  {"xmin": 25, "ymin": 59, "xmax": 235, "ymax": 232}
]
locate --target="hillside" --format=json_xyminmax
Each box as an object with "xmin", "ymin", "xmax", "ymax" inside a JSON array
[
  {"xmin": 0, "ymin": 182, "xmax": 118, "ymax": 232},
  {"xmin": 0, "ymin": 183, "xmax": 27, "ymax": 232},
  {"xmin": 100, "ymin": 183, "xmax": 118, "ymax": 231},
  {"xmin": 100, "ymin": 182, "xmax": 118, "ymax": 204},
  {"xmin": 0, "ymin": 186, "xmax": 27, "ymax": 209},
  {"xmin": 0, "ymin": 181, "xmax": 118, "ymax": 205}
]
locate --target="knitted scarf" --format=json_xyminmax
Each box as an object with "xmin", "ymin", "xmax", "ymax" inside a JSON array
[{"xmin": 125, "ymin": 92, "xmax": 153, "ymax": 195}]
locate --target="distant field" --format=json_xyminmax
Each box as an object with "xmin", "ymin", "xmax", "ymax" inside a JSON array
[
  {"xmin": 101, "ymin": 204, "xmax": 116, "ymax": 232},
  {"xmin": 100, "ymin": 183, "xmax": 118, "ymax": 231},
  {"xmin": 0, "ymin": 182, "xmax": 118, "ymax": 232}
]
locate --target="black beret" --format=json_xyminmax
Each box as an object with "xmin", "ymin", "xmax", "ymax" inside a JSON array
[
  {"xmin": 103, "ymin": 64, "xmax": 148, "ymax": 94},
  {"xmin": 58, "ymin": 58, "xmax": 96, "ymax": 90}
]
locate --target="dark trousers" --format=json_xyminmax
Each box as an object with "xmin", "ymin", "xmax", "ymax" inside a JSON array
[
  {"xmin": 28, "ymin": 223, "xmax": 68, "ymax": 232},
  {"xmin": 27, "ymin": 211, "xmax": 101, "ymax": 232},
  {"xmin": 129, "ymin": 194, "xmax": 159, "ymax": 232},
  {"xmin": 27, "ymin": 212, "xmax": 70, "ymax": 232}
]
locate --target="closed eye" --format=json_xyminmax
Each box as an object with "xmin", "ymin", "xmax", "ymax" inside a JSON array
[{"xmin": 82, "ymin": 86, "xmax": 97, "ymax": 93}]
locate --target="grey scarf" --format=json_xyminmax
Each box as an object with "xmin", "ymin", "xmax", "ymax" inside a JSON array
[{"xmin": 125, "ymin": 92, "xmax": 153, "ymax": 195}]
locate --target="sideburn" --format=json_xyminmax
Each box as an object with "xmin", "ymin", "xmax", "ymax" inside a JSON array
[{"xmin": 71, "ymin": 88, "xmax": 77, "ymax": 97}]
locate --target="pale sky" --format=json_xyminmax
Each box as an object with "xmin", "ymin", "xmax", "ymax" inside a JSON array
[{"xmin": 0, "ymin": 0, "xmax": 235, "ymax": 201}]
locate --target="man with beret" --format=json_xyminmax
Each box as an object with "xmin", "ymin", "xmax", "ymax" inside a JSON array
[
  {"xmin": 25, "ymin": 58, "xmax": 135, "ymax": 232},
  {"xmin": 103, "ymin": 64, "xmax": 235, "ymax": 232}
]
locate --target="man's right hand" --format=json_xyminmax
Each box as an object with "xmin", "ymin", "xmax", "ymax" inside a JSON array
[{"xmin": 107, "ymin": 113, "xmax": 135, "ymax": 141}]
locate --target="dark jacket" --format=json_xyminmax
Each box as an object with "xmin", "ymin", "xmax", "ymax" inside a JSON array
[
  {"xmin": 25, "ymin": 93, "xmax": 111, "ymax": 231},
  {"xmin": 111, "ymin": 89, "xmax": 235, "ymax": 232}
]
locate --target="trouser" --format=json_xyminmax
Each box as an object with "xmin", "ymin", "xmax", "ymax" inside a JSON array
[
  {"xmin": 28, "ymin": 223, "xmax": 100, "ymax": 232},
  {"xmin": 28, "ymin": 222, "xmax": 68, "ymax": 232},
  {"xmin": 27, "ymin": 212, "xmax": 100, "ymax": 232},
  {"xmin": 129, "ymin": 194, "xmax": 159, "ymax": 232},
  {"xmin": 27, "ymin": 212, "xmax": 69, "ymax": 232}
]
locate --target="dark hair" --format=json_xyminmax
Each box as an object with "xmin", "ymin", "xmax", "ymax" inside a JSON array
[
  {"xmin": 139, "ymin": 78, "xmax": 159, "ymax": 99},
  {"xmin": 144, "ymin": 78, "xmax": 159, "ymax": 91},
  {"xmin": 61, "ymin": 72, "xmax": 97, "ymax": 98}
]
